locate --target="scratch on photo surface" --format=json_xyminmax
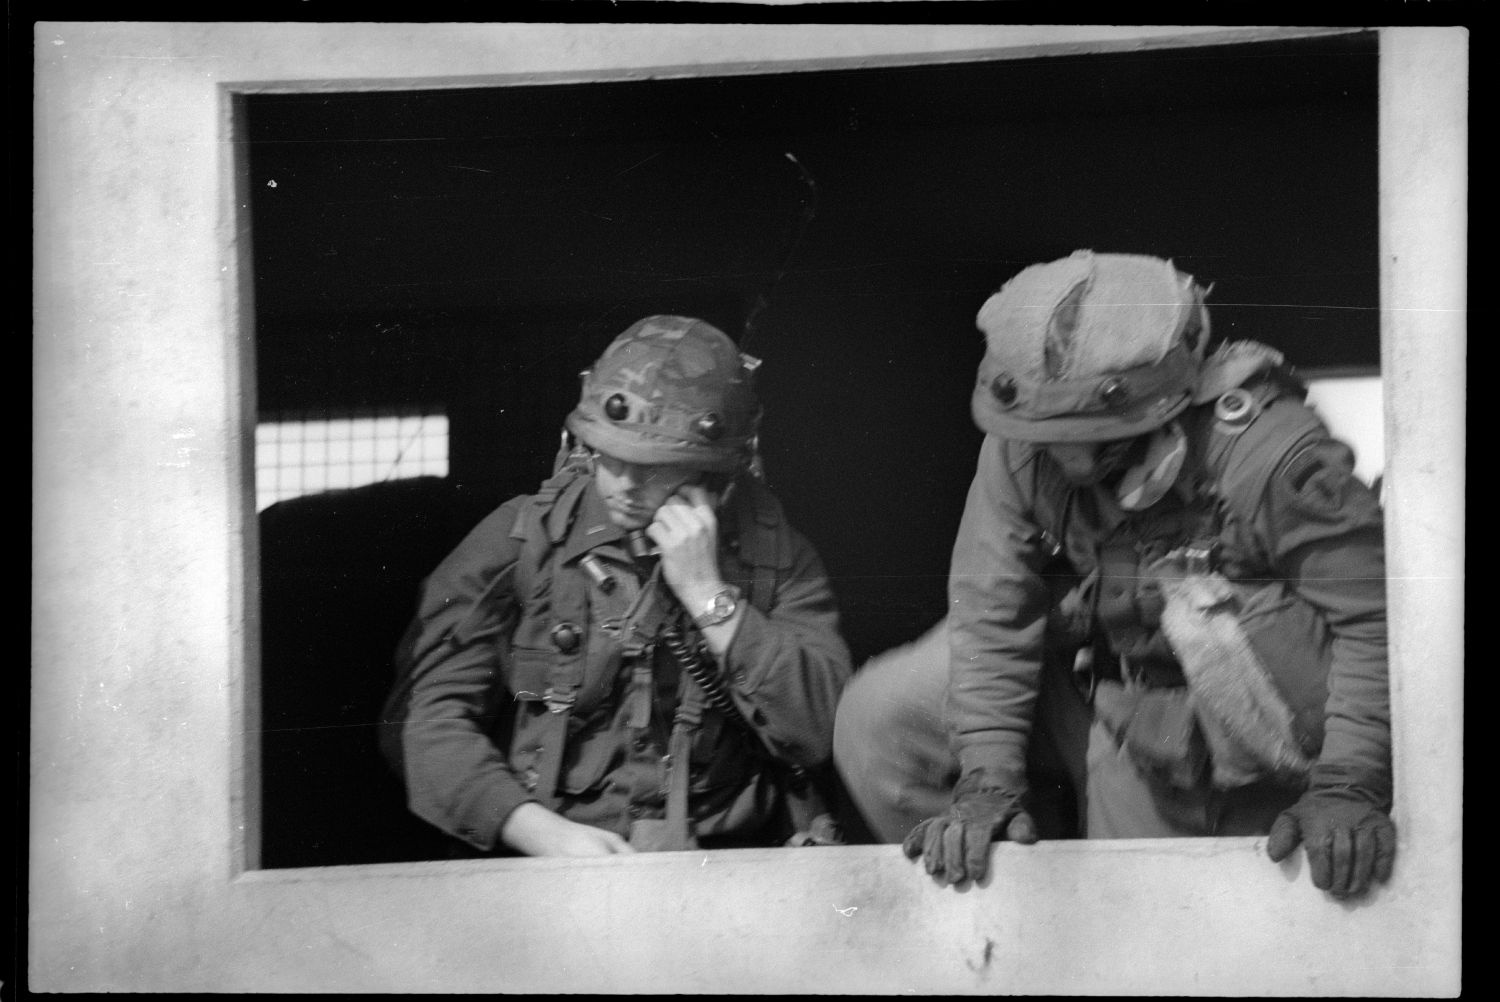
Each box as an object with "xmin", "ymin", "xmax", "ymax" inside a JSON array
[{"xmin": 615, "ymin": 151, "xmax": 663, "ymax": 177}]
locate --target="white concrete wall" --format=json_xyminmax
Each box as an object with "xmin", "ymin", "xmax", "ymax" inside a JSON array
[{"xmin": 31, "ymin": 23, "xmax": 1464, "ymax": 995}]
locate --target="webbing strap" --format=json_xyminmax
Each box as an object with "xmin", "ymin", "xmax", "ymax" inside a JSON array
[
  {"xmin": 733, "ymin": 479, "xmax": 788, "ymax": 613},
  {"xmin": 748, "ymin": 561, "xmax": 776, "ymax": 617},
  {"xmin": 527, "ymin": 497, "xmax": 671, "ymax": 807},
  {"xmin": 517, "ymin": 472, "xmax": 791, "ymax": 820},
  {"xmin": 510, "ymin": 473, "xmax": 592, "ymax": 810},
  {"xmin": 530, "ymin": 709, "xmax": 571, "ymax": 811},
  {"xmin": 663, "ymin": 678, "xmax": 707, "ymax": 846},
  {"xmin": 624, "ymin": 662, "xmax": 654, "ymax": 730},
  {"xmin": 530, "ymin": 559, "xmax": 641, "ymax": 809}
]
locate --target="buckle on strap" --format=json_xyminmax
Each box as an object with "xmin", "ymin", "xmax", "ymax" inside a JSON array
[
  {"xmin": 543, "ymin": 687, "xmax": 576, "ymax": 715},
  {"xmin": 1177, "ymin": 539, "xmax": 1221, "ymax": 575}
]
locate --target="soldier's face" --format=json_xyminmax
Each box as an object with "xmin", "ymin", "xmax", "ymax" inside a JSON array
[
  {"xmin": 592, "ymin": 452, "xmax": 701, "ymax": 529},
  {"xmin": 1042, "ymin": 437, "xmax": 1139, "ymax": 486}
]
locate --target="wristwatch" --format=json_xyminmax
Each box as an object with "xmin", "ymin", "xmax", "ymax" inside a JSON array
[{"xmin": 692, "ymin": 585, "xmax": 742, "ymax": 629}]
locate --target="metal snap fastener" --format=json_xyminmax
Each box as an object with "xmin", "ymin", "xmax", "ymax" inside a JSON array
[
  {"xmin": 1100, "ymin": 377, "xmax": 1130, "ymax": 407},
  {"xmin": 551, "ymin": 622, "xmax": 582, "ymax": 654},
  {"xmin": 990, "ymin": 374, "xmax": 1018, "ymax": 407},
  {"xmin": 1214, "ymin": 388, "xmax": 1257, "ymax": 426},
  {"xmin": 694, "ymin": 412, "xmax": 724, "ymax": 440}
]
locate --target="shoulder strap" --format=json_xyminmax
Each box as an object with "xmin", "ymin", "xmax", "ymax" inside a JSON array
[
  {"xmin": 1196, "ymin": 377, "xmax": 1327, "ymax": 532},
  {"xmin": 731, "ymin": 477, "xmax": 791, "ymax": 613},
  {"xmin": 438, "ymin": 472, "xmax": 588, "ymax": 649},
  {"xmin": 505, "ymin": 469, "xmax": 589, "ymax": 591},
  {"xmin": 511, "ymin": 469, "xmax": 590, "ymax": 546},
  {"xmin": 509, "ymin": 470, "xmax": 591, "ymax": 691},
  {"xmin": 1026, "ymin": 446, "xmax": 1073, "ymax": 562},
  {"xmin": 508, "ymin": 470, "xmax": 593, "ymax": 809},
  {"xmin": 1188, "ymin": 341, "xmax": 1320, "ymax": 512}
]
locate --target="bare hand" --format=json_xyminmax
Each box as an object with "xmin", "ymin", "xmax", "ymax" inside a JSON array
[
  {"xmin": 646, "ymin": 484, "xmax": 724, "ymax": 610},
  {"xmin": 499, "ymin": 803, "xmax": 637, "ymax": 857}
]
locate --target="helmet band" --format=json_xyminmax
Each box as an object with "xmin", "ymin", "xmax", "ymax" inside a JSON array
[
  {"xmin": 972, "ymin": 343, "xmax": 1200, "ymax": 443},
  {"xmin": 977, "ymin": 343, "xmax": 1198, "ymax": 421}
]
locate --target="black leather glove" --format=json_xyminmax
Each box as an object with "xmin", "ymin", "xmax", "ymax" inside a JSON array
[
  {"xmin": 1266, "ymin": 776, "xmax": 1396, "ymax": 899},
  {"xmin": 902, "ymin": 772, "xmax": 1037, "ymax": 886}
]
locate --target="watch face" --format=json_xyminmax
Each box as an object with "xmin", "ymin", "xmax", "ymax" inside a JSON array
[{"xmin": 700, "ymin": 588, "xmax": 738, "ymax": 625}]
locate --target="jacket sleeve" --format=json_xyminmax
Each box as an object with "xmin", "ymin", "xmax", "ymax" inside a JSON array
[
  {"xmin": 946, "ymin": 435, "xmax": 1053, "ymax": 788},
  {"xmin": 399, "ymin": 498, "xmax": 535, "ymax": 849},
  {"xmin": 1263, "ymin": 436, "xmax": 1391, "ymax": 805},
  {"xmin": 717, "ymin": 524, "xmax": 853, "ymax": 769}
]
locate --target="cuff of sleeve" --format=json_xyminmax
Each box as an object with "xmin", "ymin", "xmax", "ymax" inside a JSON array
[
  {"xmin": 1309, "ymin": 759, "xmax": 1392, "ymax": 810},
  {"xmin": 955, "ymin": 735, "xmax": 1030, "ymax": 792},
  {"xmin": 450, "ymin": 778, "xmax": 538, "ymax": 851},
  {"xmin": 1314, "ymin": 728, "xmax": 1393, "ymax": 808}
]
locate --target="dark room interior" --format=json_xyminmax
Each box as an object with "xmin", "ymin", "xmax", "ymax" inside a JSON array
[{"xmin": 247, "ymin": 30, "xmax": 1380, "ymax": 868}]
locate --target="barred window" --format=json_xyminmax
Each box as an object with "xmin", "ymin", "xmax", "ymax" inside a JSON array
[{"xmin": 254, "ymin": 409, "xmax": 449, "ymax": 512}]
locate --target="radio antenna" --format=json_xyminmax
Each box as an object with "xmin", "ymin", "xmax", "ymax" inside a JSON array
[{"xmin": 741, "ymin": 151, "xmax": 819, "ymax": 352}]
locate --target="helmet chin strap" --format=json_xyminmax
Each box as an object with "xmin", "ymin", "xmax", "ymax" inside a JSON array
[
  {"xmin": 1115, "ymin": 421, "xmax": 1189, "ymax": 511},
  {"xmin": 553, "ymin": 430, "xmax": 595, "ymax": 476}
]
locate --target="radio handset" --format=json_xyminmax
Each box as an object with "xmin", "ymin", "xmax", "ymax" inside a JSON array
[
  {"xmin": 623, "ymin": 528, "xmax": 745, "ymax": 719},
  {"xmin": 623, "ymin": 486, "xmax": 844, "ymax": 847},
  {"xmin": 711, "ymin": 474, "xmax": 736, "ymax": 512},
  {"xmin": 623, "ymin": 477, "xmax": 731, "ymax": 568},
  {"xmin": 625, "ymin": 528, "xmax": 660, "ymax": 564}
]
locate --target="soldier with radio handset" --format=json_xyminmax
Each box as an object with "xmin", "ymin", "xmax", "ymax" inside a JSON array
[{"xmin": 382, "ymin": 315, "xmax": 851, "ymax": 856}]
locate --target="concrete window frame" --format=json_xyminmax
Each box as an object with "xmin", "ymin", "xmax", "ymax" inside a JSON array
[{"xmin": 31, "ymin": 24, "xmax": 1463, "ymax": 995}]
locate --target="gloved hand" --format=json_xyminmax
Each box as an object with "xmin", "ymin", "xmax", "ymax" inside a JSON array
[
  {"xmin": 1266, "ymin": 784, "xmax": 1396, "ymax": 899},
  {"xmin": 901, "ymin": 772, "xmax": 1037, "ymax": 886}
]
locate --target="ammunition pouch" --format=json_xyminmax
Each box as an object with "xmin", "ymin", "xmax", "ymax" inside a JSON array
[{"xmin": 1093, "ymin": 679, "xmax": 1209, "ymax": 791}]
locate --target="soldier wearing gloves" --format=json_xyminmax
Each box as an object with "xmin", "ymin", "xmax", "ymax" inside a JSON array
[
  {"xmin": 383, "ymin": 315, "xmax": 851, "ymax": 856},
  {"xmin": 834, "ymin": 250, "xmax": 1393, "ymax": 898}
]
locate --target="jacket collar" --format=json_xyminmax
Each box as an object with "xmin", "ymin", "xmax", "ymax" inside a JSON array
[{"xmin": 557, "ymin": 478, "xmax": 630, "ymax": 565}]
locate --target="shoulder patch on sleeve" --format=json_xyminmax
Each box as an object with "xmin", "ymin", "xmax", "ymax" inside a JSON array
[{"xmin": 1276, "ymin": 440, "xmax": 1361, "ymax": 515}]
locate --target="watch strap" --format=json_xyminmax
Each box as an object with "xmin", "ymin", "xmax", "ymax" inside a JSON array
[{"xmin": 692, "ymin": 585, "xmax": 742, "ymax": 629}]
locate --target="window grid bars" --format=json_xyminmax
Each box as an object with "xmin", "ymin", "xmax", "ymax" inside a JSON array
[{"xmin": 255, "ymin": 409, "xmax": 448, "ymax": 511}]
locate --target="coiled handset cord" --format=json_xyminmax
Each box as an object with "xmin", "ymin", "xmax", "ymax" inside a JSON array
[
  {"xmin": 660, "ymin": 629, "xmax": 744, "ymax": 724},
  {"xmin": 624, "ymin": 529, "xmax": 748, "ymax": 727},
  {"xmin": 624, "ymin": 531, "xmax": 836, "ymax": 845}
]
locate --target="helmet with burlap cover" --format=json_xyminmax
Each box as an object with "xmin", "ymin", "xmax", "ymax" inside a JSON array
[
  {"xmin": 565, "ymin": 315, "xmax": 763, "ymax": 473},
  {"xmin": 971, "ymin": 250, "xmax": 1212, "ymax": 443}
]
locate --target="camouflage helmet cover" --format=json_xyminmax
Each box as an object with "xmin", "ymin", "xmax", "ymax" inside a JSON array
[
  {"xmin": 971, "ymin": 250, "xmax": 1211, "ymax": 443},
  {"xmin": 565, "ymin": 315, "xmax": 762, "ymax": 472}
]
